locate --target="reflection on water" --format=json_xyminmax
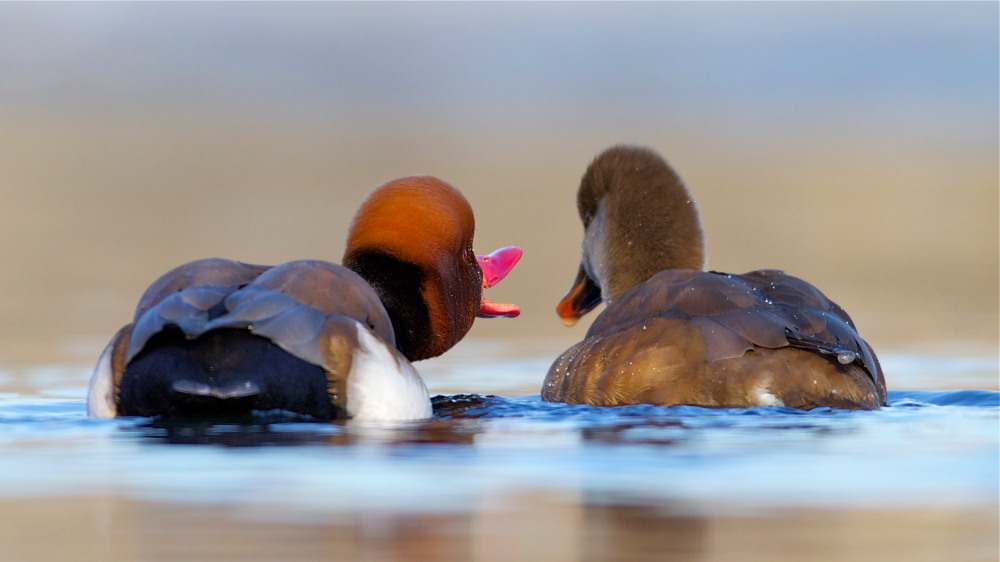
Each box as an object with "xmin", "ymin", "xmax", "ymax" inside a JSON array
[
  {"xmin": 0, "ymin": 388, "xmax": 995, "ymax": 511},
  {"xmin": 0, "ymin": 343, "xmax": 997, "ymax": 561}
]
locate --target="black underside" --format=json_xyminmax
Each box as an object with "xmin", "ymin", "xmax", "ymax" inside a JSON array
[{"xmin": 121, "ymin": 327, "xmax": 342, "ymax": 421}]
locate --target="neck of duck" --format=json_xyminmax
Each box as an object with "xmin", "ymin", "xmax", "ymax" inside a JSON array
[
  {"xmin": 344, "ymin": 248, "xmax": 475, "ymax": 362},
  {"xmin": 583, "ymin": 182, "xmax": 706, "ymax": 305}
]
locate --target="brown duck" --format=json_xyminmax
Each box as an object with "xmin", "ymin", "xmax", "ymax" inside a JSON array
[
  {"xmin": 88, "ymin": 176, "xmax": 522, "ymax": 421},
  {"xmin": 543, "ymin": 145, "xmax": 886, "ymax": 410}
]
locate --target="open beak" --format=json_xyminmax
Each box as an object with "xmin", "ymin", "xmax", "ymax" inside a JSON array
[
  {"xmin": 555, "ymin": 264, "xmax": 603, "ymax": 326},
  {"xmin": 477, "ymin": 246, "xmax": 522, "ymax": 318}
]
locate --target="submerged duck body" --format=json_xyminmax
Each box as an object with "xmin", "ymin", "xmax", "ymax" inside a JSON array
[
  {"xmin": 543, "ymin": 145, "xmax": 886, "ymax": 410},
  {"xmin": 88, "ymin": 177, "xmax": 521, "ymax": 422}
]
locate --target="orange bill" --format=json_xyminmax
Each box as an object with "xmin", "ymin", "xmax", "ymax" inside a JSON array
[{"xmin": 556, "ymin": 265, "xmax": 603, "ymax": 326}]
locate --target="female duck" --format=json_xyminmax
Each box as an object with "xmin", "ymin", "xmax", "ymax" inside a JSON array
[
  {"xmin": 544, "ymin": 145, "xmax": 885, "ymax": 410},
  {"xmin": 88, "ymin": 176, "xmax": 521, "ymax": 421}
]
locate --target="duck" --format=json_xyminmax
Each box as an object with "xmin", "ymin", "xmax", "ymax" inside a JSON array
[
  {"xmin": 87, "ymin": 176, "xmax": 522, "ymax": 422},
  {"xmin": 543, "ymin": 145, "xmax": 886, "ymax": 410}
]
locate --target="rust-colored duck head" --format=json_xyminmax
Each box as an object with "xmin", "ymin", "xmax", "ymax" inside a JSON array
[
  {"xmin": 344, "ymin": 176, "xmax": 521, "ymax": 361},
  {"xmin": 557, "ymin": 145, "xmax": 706, "ymax": 326}
]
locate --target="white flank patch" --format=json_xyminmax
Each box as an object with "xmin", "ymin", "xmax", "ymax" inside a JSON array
[
  {"xmin": 754, "ymin": 389, "xmax": 786, "ymax": 407},
  {"xmin": 87, "ymin": 338, "xmax": 118, "ymax": 418},
  {"xmin": 346, "ymin": 325, "xmax": 432, "ymax": 421},
  {"xmin": 753, "ymin": 376, "xmax": 786, "ymax": 407}
]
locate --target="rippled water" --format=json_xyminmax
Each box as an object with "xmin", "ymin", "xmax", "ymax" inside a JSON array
[
  {"xmin": 0, "ymin": 341, "xmax": 997, "ymax": 561},
  {"xmin": 0, "ymin": 389, "xmax": 996, "ymax": 513}
]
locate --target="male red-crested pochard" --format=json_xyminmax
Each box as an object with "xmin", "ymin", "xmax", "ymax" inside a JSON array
[
  {"xmin": 543, "ymin": 145, "xmax": 886, "ymax": 410},
  {"xmin": 87, "ymin": 176, "xmax": 522, "ymax": 422}
]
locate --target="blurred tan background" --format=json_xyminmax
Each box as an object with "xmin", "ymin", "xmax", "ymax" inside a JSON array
[{"xmin": 1, "ymin": 2, "xmax": 996, "ymax": 365}]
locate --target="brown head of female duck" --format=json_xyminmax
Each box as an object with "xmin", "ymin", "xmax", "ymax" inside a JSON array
[{"xmin": 544, "ymin": 145, "xmax": 886, "ymax": 410}]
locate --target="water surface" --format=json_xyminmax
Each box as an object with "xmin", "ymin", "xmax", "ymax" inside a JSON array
[{"xmin": 0, "ymin": 341, "xmax": 996, "ymax": 561}]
